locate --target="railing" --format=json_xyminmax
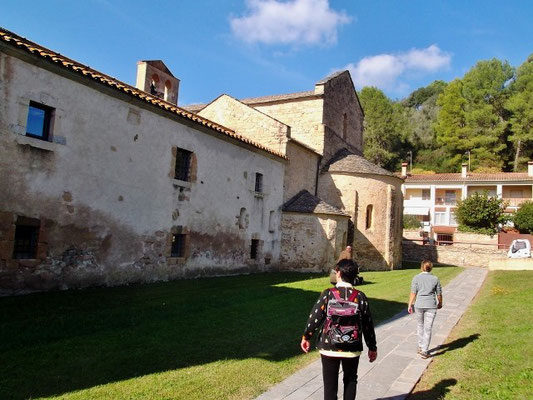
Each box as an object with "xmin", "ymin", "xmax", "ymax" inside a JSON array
[{"xmin": 403, "ymin": 238, "xmax": 509, "ymax": 250}]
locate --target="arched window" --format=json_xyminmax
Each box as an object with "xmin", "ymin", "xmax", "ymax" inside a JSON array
[
  {"xmin": 164, "ymin": 80, "xmax": 172, "ymax": 101},
  {"xmin": 365, "ymin": 205, "xmax": 373, "ymax": 230},
  {"xmin": 343, "ymin": 113, "xmax": 348, "ymax": 140},
  {"xmin": 150, "ymin": 74, "xmax": 160, "ymax": 95}
]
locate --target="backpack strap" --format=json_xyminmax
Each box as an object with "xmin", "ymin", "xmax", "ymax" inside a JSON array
[
  {"xmin": 348, "ymin": 289, "xmax": 359, "ymax": 302},
  {"xmin": 330, "ymin": 288, "xmax": 341, "ymax": 300}
]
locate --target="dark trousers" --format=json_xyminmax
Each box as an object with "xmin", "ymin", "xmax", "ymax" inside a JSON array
[{"xmin": 321, "ymin": 354, "xmax": 360, "ymax": 400}]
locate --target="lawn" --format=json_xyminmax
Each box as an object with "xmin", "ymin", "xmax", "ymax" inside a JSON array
[
  {"xmin": 409, "ymin": 270, "xmax": 533, "ymax": 400},
  {"xmin": 1, "ymin": 264, "xmax": 462, "ymax": 400}
]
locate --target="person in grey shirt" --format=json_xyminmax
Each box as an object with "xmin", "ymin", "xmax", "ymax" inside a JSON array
[{"xmin": 408, "ymin": 260, "xmax": 442, "ymax": 359}]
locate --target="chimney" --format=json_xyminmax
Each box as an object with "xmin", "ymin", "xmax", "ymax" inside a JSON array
[
  {"xmin": 528, "ymin": 161, "xmax": 533, "ymax": 177},
  {"xmin": 135, "ymin": 60, "xmax": 180, "ymax": 105},
  {"xmin": 461, "ymin": 163, "xmax": 468, "ymax": 178},
  {"xmin": 401, "ymin": 162, "xmax": 408, "ymax": 177}
]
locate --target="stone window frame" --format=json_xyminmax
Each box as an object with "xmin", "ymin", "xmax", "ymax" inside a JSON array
[
  {"xmin": 0, "ymin": 213, "xmax": 48, "ymax": 265},
  {"xmin": 170, "ymin": 146, "xmax": 197, "ymax": 187},
  {"xmin": 166, "ymin": 225, "xmax": 190, "ymax": 264},
  {"xmin": 365, "ymin": 204, "xmax": 373, "ymax": 230}
]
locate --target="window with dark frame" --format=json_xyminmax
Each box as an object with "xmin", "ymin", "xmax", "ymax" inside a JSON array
[
  {"xmin": 174, "ymin": 148, "xmax": 192, "ymax": 181},
  {"xmin": 12, "ymin": 224, "xmax": 39, "ymax": 259},
  {"xmin": 170, "ymin": 233, "xmax": 186, "ymax": 257},
  {"xmin": 255, "ymin": 173, "xmax": 263, "ymax": 193},
  {"xmin": 422, "ymin": 189, "xmax": 431, "ymax": 200},
  {"xmin": 250, "ymin": 239, "xmax": 259, "ymax": 259},
  {"xmin": 26, "ymin": 101, "xmax": 53, "ymax": 141},
  {"xmin": 436, "ymin": 233, "xmax": 453, "ymax": 245}
]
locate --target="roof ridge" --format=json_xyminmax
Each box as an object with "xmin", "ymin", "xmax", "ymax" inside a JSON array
[{"xmin": 0, "ymin": 27, "xmax": 287, "ymax": 160}]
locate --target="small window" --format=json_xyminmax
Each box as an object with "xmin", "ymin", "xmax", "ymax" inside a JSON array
[
  {"xmin": 171, "ymin": 233, "xmax": 186, "ymax": 257},
  {"xmin": 255, "ymin": 173, "xmax": 263, "ymax": 193},
  {"xmin": 437, "ymin": 233, "xmax": 453, "ymax": 245},
  {"xmin": 365, "ymin": 205, "xmax": 373, "ymax": 230},
  {"xmin": 175, "ymin": 148, "xmax": 192, "ymax": 181},
  {"xmin": 13, "ymin": 224, "xmax": 39, "ymax": 259},
  {"xmin": 250, "ymin": 239, "xmax": 259, "ymax": 260},
  {"xmin": 268, "ymin": 211, "xmax": 275, "ymax": 232},
  {"xmin": 422, "ymin": 189, "xmax": 430, "ymax": 200},
  {"xmin": 26, "ymin": 101, "xmax": 53, "ymax": 141}
]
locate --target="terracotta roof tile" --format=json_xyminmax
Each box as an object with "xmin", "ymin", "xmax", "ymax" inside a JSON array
[
  {"xmin": 405, "ymin": 173, "xmax": 533, "ymax": 182},
  {"xmin": 240, "ymin": 90, "xmax": 317, "ymax": 105},
  {"xmin": 283, "ymin": 190, "xmax": 350, "ymax": 216},
  {"xmin": 0, "ymin": 27, "xmax": 287, "ymax": 161}
]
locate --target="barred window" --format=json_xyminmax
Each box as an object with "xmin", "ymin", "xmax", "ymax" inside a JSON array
[
  {"xmin": 255, "ymin": 173, "xmax": 263, "ymax": 193},
  {"xmin": 175, "ymin": 148, "xmax": 192, "ymax": 181},
  {"xmin": 171, "ymin": 233, "xmax": 186, "ymax": 258},
  {"xmin": 13, "ymin": 224, "xmax": 39, "ymax": 259},
  {"xmin": 250, "ymin": 239, "xmax": 259, "ymax": 260}
]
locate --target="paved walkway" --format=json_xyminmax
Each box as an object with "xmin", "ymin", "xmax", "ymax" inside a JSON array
[{"xmin": 256, "ymin": 267, "xmax": 488, "ymax": 400}]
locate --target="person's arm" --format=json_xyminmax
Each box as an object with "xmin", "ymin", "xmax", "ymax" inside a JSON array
[
  {"xmin": 359, "ymin": 292, "xmax": 378, "ymax": 362},
  {"xmin": 408, "ymin": 292, "xmax": 416, "ymax": 314},
  {"xmin": 300, "ymin": 289, "xmax": 328, "ymax": 353},
  {"xmin": 436, "ymin": 278, "xmax": 443, "ymax": 309}
]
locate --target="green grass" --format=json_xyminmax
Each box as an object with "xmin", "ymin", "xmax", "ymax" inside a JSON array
[
  {"xmin": 410, "ymin": 271, "xmax": 533, "ymax": 400},
  {"xmin": 1, "ymin": 265, "xmax": 462, "ymax": 400}
]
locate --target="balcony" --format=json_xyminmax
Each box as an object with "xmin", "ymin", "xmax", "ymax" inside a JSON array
[{"xmin": 504, "ymin": 197, "xmax": 531, "ymax": 207}]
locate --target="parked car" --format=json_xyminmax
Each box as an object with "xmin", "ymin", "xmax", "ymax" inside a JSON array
[{"xmin": 507, "ymin": 239, "xmax": 531, "ymax": 258}]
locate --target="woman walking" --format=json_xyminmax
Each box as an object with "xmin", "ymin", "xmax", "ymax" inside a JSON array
[
  {"xmin": 300, "ymin": 259, "xmax": 377, "ymax": 400},
  {"xmin": 408, "ymin": 260, "xmax": 443, "ymax": 359}
]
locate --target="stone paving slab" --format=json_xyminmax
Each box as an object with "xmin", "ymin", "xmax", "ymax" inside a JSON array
[{"xmin": 256, "ymin": 267, "xmax": 487, "ymax": 400}]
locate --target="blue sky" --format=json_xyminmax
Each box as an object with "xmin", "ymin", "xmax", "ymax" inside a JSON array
[{"xmin": 2, "ymin": 1, "xmax": 532, "ymax": 105}]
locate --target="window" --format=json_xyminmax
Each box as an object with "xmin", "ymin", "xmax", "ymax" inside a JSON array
[
  {"xmin": 268, "ymin": 211, "xmax": 275, "ymax": 232},
  {"xmin": 175, "ymin": 148, "xmax": 192, "ymax": 181},
  {"xmin": 26, "ymin": 101, "xmax": 53, "ymax": 141},
  {"xmin": 255, "ymin": 173, "xmax": 263, "ymax": 193},
  {"xmin": 170, "ymin": 233, "xmax": 186, "ymax": 257},
  {"xmin": 436, "ymin": 233, "xmax": 453, "ymax": 245},
  {"xmin": 365, "ymin": 205, "xmax": 373, "ymax": 230},
  {"xmin": 250, "ymin": 239, "xmax": 259, "ymax": 259},
  {"xmin": 444, "ymin": 190, "xmax": 456, "ymax": 205},
  {"xmin": 422, "ymin": 189, "xmax": 431, "ymax": 200},
  {"xmin": 434, "ymin": 212, "xmax": 447, "ymax": 225},
  {"xmin": 13, "ymin": 224, "xmax": 40, "ymax": 259}
]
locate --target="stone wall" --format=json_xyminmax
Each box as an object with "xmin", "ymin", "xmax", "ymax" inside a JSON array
[
  {"xmin": 0, "ymin": 51, "xmax": 285, "ymax": 295},
  {"xmin": 280, "ymin": 212, "xmax": 348, "ymax": 272},
  {"xmin": 284, "ymin": 141, "xmax": 320, "ymax": 202},
  {"xmin": 198, "ymin": 94, "xmax": 290, "ymax": 155},
  {"xmin": 318, "ymin": 172, "xmax": 403, "ymax": 270},
  {"xmin": 253, "ymin": 97, "xmax": 325, "ymax": 154},
  {"xmin": 403, "ymin": 240, "xmax": 506, "ymax": 267}
]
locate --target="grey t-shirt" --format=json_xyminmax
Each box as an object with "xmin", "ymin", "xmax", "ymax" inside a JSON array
[{"xmin": 411, "ymin": 272, "xmax": 442, "ymax": 309}]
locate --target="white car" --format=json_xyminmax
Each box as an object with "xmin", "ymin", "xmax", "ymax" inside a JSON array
[{"xmin": 507, "ymin": 239, "xmax": 531, "ymax": 258}]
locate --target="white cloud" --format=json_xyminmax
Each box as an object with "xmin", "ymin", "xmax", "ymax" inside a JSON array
[
  {"xmin": 230, "ymin": 0, "xmax": 351, "ymax": 45},
  {"xmin": 345, "ymin": 45, "xmax": 451, "ymax": 93}
]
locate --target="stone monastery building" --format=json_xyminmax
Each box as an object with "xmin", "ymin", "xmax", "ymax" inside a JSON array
[{"xmin": 0, "ymin": 27, "xmax": 403, "ymax": 295}]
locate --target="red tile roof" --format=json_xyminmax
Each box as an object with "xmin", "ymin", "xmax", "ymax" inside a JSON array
[
  {"xmin": 404, "ymin": 173, "xmax": 532, "ymax": 182},
  {"xmin": 0, "ymin": 27, "xmax": 287, "ymax": 160}
]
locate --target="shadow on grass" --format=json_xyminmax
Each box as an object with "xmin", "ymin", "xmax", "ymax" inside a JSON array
[
  {"xmin": 429, "ymin": 333, "xmax": 480, "ymax": 356},
  {"xmin": 406, "ymin": 378, "xmax": 457, "ymax": 400},
  {"xmin": 0, "ymin": 272, "xmax": 404, "ymax": 399}
]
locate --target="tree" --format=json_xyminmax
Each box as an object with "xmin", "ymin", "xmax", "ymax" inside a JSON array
[
  {"xmin": 359, "ymin": 87, "xmax": 407, "ymax": 170},
  {"xmin": 506, "ymin": 55, "xmax": 533, "ymax": 170},
  {"xmin": 513, "ymin": 201, "xmax": 533, "ymax": 234},
  {"xmin": 455, "ymin": 192, "xmax": 508, "ymax": 234}
]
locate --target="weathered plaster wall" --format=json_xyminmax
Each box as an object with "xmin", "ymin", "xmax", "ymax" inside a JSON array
[
  {"xmin": 253, "ymin": 97, "xmax": 325, "ymax": 154},
  {"xmin": 280, "ymin": 212, "xmax": 348, "ymax": 271},
  {"xmin": 198, "ymin": 95, "xmax": 290, "ymax": 155},
  {"xmin": 318, "ymin": 172, "xmax": 403, "ymax": 270},
  {"xmin": 0, "ymin": 52, "xmax": 285, "ymax": 295},
  {"xmin": 284, "ymin": 141, "xmax": 320, "ymax": 202}
]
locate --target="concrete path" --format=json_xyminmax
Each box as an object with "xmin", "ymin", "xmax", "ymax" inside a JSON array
[{"xmin": 256, "ymin": 267, "xmax": 488, "ymax": 400}]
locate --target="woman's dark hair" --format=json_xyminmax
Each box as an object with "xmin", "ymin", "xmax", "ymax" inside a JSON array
[{"xmin": 335, "ymin": 259, "xmax": 359, "ymax": 284}]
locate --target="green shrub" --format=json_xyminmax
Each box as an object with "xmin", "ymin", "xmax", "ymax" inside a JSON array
[
  {"xmin": 403, "ymin": 215, "xmax": 421, "ymax": 229},
  {"xmin": 513, "ymin": 201, "xmax": 533, "ymax": 233},
  {"xmin": 455, "ymin": 191, "xmax": 508, "ymax": 234}
]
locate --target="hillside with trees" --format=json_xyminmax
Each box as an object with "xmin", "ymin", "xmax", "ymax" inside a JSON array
[{"xmin": 360, "ymin": 54, "xmax": 533, "ymax": 173}]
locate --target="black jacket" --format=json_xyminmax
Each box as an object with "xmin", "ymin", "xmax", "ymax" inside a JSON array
[{"xmin": 302, "ymin": 286, "xmax": 377, "ymax": 353}]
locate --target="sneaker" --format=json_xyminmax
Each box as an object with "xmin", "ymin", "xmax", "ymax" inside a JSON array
[{"xmin": 420, "ymin": 352, "xmax": 430, "ymax": 359}]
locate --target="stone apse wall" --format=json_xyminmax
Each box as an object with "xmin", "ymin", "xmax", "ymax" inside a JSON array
[{"xmin": 0, "ymin": 51, "xmax": 285, "ymax": 295}]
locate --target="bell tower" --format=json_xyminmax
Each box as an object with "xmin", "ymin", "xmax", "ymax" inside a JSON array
[{"xmin": 135, "ymin": 60, "xmax": 180, "ymax": 105}]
